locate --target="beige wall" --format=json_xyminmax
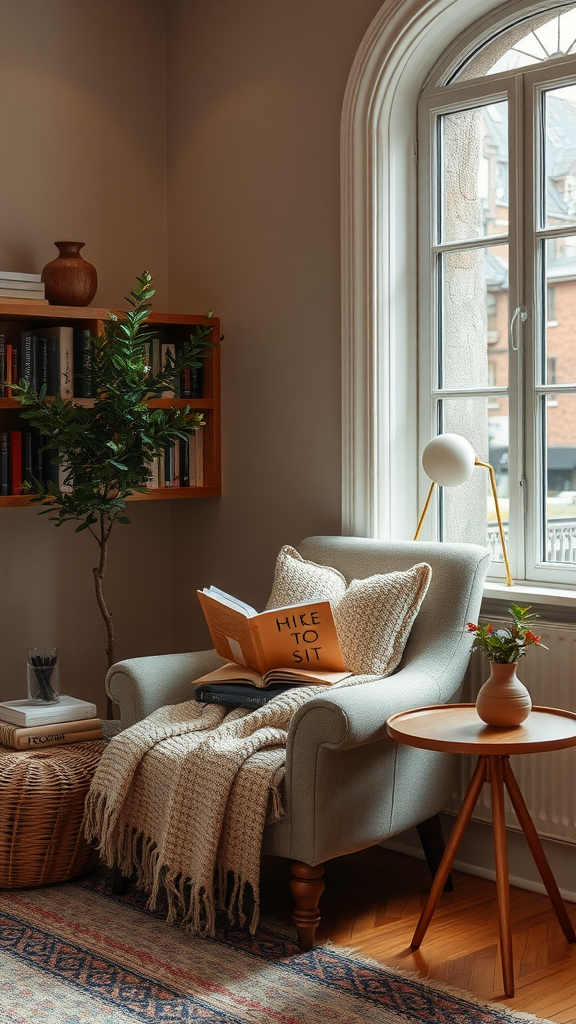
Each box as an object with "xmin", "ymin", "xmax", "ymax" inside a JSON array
[
  {"xmin": 0, "ymin": 0, "xmax": 384, "ymax": 708},
  {"xmin": 0, "ymin": 0, "xmax": 172, "ymax": 714},
  {"xmin": 164, "ymin": 0, "xmax": 383, "ymax": 652}
]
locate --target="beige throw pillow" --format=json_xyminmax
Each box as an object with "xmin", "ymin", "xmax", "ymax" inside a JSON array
[
  {"xmin": 266, "ymin": 545, "xmax": 348, "ymax": 609},
  {"xmin": 332, "ymin": 563, "xmax": 432, "ymax": 675},
  {"xmin": 266, "ymin": 545, "xmax": 431, "ymax": 677}
]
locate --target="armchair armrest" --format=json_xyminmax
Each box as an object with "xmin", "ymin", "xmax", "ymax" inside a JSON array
[
  {"xmin": 106, "ymin": 649, "xmax": 224, "ymax": 729},
  {"xmin": 287, "ymin": 663, "xmax": 444, "ymax": 759}
]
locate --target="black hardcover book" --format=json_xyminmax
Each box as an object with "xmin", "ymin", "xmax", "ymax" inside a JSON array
[
  {"xmin": 73, "ymin": 328, "xmax": 94, "ymax": 397},
  {"xmin": 46, "ymin": 336, "xmax": 60, "ymax": 396},
  {"xmin": 195, "ymin": 682, "xmax": 297, "ymax": 709},
  {"xmin": 180, "ymin": 437, "xmax": 190, "ymax": 487},
  {"xmin": 19, "ymin": 331, "xmax": 37, "ymax": 390},
  {"xmin": 22, "ymin": 432, "xmax": 34, "ymax": 486},
  {"xmin": 37, "ymin": 336, "xmax": 48, "ymax": 393},
  {"xmin": 33, "ymin": 433, "xmax": 44, "ymax": 486},
  {"xmin": 0, "ymin": 432, "xmax": 9, "ymax": 496}
]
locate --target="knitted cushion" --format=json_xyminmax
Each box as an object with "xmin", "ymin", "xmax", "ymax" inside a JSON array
[
  {"xmin": 266, "ymin": 545, "xmax": 431, "ymax": 676},
  {"xmin": 266, "ymin": 545, "xmax": 347, "ymax": 609},
  {"xmin": 332, "ymin": 563, "xmax": 432, "ymax": 674}
]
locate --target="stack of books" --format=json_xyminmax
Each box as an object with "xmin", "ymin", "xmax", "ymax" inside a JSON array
[
  {"xmin": 0, "ymin": 695, "xmax": 102, "ymax": 750},
  {"xmin": 0, "ymin": 271, "xmax": 47, "ymax": 304}
]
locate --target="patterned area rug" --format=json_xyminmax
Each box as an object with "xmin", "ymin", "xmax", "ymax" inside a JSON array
[{"xmin": 0, "ymin": 869, "xmax": 552, "ymax": 1024}]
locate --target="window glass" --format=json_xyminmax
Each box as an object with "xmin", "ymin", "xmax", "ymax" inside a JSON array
[
  {"xmin": 544, "ymin": 393, "xmax": 576, "ymax": 560},
  {"xmin": 544, "ymin": 238, "xmax": 576, "ymax": 384},
  {"xmin": 439, "ymin": 102, "xmax": 508, "ymax": 243},
  {"xmin": 544, "ymin": 84, "xmax": 576, "ymax": 229},
  {"xmin": 439, "ymin": 246, "xmax": 509, "ymax": 388},
  {"xmin": 453, "ymin": 5, "xmax": 576, "ymax": 81}
]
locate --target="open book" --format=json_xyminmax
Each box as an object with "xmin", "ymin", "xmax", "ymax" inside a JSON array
[
  {"xmin": 196, "ymin": 586, "xmax": 351, "ymax": 683},
  {"xmin": 194, "ymin": 661, "xmax": 351, "ymax": 691}
]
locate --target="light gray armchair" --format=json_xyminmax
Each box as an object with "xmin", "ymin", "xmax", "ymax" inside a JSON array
[{"xmin": 106, "ymin": 536, "xmax": 489, "ymax": 948}]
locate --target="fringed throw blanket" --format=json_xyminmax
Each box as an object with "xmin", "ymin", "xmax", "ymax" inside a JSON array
[{"xmin": 85, "ymin": 682, "xmax": 373, "ymax": 937}]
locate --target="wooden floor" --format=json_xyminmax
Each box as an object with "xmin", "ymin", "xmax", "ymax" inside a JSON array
[{"xmin": 260, "ymin": 846, "xmax": 576, "ymax": 1022}]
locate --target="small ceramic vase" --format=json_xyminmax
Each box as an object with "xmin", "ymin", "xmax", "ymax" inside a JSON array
[
  {"xmin": 475, "ymin": 661, "xmax": 532, "ymax": 727},
  {"xmin": 41, "ymin": 241, "xmax": 97, "ymax": 307}
]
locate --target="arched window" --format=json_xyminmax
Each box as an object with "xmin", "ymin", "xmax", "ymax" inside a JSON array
[{"xmin": 343, "ymin": 0, "xmax": 576, "ymax": 590}]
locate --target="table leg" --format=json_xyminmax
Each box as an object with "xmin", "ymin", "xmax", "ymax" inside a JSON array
[
  {"xmin": 490, "ymin": 755, "xmax": 514, "ymax": 998},
  {"xmin": 411, "ymin": 756, "xmax": 486, "ymax": 949},
  {"xmin": 503, "ymin": 758, "xmax": 576, "ymax": 943}
]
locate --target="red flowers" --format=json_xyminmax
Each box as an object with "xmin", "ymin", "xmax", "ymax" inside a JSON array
[{"xmin": 466, "ymin": 605, "xmax": 546, "ymax": 663}]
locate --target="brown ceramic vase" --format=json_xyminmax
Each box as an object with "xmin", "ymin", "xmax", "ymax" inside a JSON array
[
  {"xmin": 41, "ymin": 241, "xmax": 97, "ymax": 307},
  {"xmin": 475, "ymin": 661, "xmax": 532, "ymax": 727}
]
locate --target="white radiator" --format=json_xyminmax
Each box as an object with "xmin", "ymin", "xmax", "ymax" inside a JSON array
[{"xmin": 450, "ymin": 621, "xmax": 576, "ymax": 845}]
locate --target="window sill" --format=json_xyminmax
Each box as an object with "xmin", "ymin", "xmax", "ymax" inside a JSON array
[{"xmin": 483, "ymin": 580, "xmax": 576, "ymax": 622}]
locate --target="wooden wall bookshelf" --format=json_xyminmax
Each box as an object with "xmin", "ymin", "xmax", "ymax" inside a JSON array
[{"xmin": 0, "ymin": 300, "xmax": 221, "ymax": 505}]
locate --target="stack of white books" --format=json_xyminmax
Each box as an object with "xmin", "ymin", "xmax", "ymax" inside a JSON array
[
  {"xmin": 0, "ymin": 695, "xmax": 102, "ymax": 750},
  {"xmin": 0, "ymin": 271, "xmax": 47, "ymax": 303}
]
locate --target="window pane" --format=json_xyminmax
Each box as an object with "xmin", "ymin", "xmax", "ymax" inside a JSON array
[
  {"xmin": 544, "ymin": 237, "xmax": 576, "ymax": 384},
  {"xmin": 452, "ymin": 6, "xmax": 576, "ymax": 81},
  {"xmin": 544, "ymin": 85, "xmax": 576, "ymax": 229},
  {"xmin": 545, "ymin": 393, "xmax": 576, "ymax": 561},
  {"xmin": 437, "ymin": 397, "xmax": 509, "ymax": 562},
  {"xmin": 439, "ymin": 246, "xmax": 509, "ymax": 388},
  {"xmin": 439, "ymin": 102, "xmax": 508, "ymax": 243}
]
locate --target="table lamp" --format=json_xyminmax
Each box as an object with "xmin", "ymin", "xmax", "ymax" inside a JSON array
[{"xmin": 414, "ymin": 432, "xmax": 513, "ymax": 586}]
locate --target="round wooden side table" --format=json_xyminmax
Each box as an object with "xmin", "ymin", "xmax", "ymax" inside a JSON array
[{"xmin": 386, "ymin": 704, "xmax": 576, "ymax": 998}]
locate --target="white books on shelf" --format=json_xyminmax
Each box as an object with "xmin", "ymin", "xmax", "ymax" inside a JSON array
[
  {"xmin": 0, "ymin": 695, "xmax": 98, "ymax": 728},
  {"xmin": 0, "ymin": 288, "xmax": 47, "ymax": 301},
  {"xmin": 0, "ymin": 278, "xmax": 44, "ymax": 292},
  {"xmin": 0, "ymin": 271, "xmax": 42, "ymax": 283}
]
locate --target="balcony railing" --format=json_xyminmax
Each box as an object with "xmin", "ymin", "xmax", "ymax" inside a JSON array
[{"xmin": 487, "ymin": 517, "xmax": 576, "ymax": 563}]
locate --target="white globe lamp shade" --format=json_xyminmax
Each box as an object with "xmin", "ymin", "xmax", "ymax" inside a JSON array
[{"xmin": 421, "ymin": 433, "xmax": 476, "ymax": 487}]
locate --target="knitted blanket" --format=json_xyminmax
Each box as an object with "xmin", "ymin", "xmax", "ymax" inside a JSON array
[{"xmin": 84, "ymin": 680, "xmax": 371, "ymax": 937}]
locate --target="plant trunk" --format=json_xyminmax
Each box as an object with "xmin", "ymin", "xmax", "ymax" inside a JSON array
[{"xmin": 93, "ymin": 513, "xmax": 116, "ymax": 720}]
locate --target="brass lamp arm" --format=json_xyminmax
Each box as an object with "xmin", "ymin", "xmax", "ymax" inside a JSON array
[{"xmin": 475, "ymin": 458, "xmax": 513, "ymax": 587}]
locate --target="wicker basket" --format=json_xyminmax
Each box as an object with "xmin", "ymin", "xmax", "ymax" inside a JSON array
[{"xmin": 0, "ymin": 740, "xmax": 106, "ymax": 888}]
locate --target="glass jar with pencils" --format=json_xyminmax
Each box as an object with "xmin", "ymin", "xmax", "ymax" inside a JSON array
[{"xmin": 27, "ymin": 647, "xmax": 60, "ymax": 703}]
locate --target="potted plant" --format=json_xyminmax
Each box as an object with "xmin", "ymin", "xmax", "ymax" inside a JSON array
[
  {"xmin": 467, "ymin": 606, "xmax": 547, "ymax": 727},
  {"xmin": 11, "ymin": 271, "xmax": 217, "ymax": 717}
]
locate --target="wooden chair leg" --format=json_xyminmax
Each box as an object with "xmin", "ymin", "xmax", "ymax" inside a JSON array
[
  {"xmin": 416, "ymin": 813, "xmax": 454, "ymax": 892},
  {"xmin": 290, "ymin": 861, "xmax": 325, "ymax": 951},
  {"xmin": 111, "ymin": 864, "xmax": 130, "ymax": 895}
]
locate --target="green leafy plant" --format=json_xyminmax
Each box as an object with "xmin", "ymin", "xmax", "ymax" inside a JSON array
[
  {"xmin": 467, "ymin": 605, "xmax": 547, "ymax": 663},
  {"xmin": 11, "ymin": 272, "xmax": 217, "ymax": 715}
]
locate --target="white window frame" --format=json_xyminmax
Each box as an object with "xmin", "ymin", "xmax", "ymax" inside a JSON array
[{"xmin": 341, "ymin": 0, "xmax": 576, "ymax": 596}]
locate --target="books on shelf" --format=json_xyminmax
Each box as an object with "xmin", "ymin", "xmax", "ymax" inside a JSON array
[
  {"xmin": 0, "ymin": 694, "xmax": 97, "ymax": 727},
  {"xmin": 0, "ymin": 317, "xmax": 211, "ymax": 495},
  {"xmin": 0, "ymin": 716, "xmax": 102, "ymax": 750},
  {"xmin": 153, "ymin": 428, "xmax": 204, "ymax": 489},
  {"xmin": 196, "ymin": 587, "xmax": 350, "ymax": 680},
  {"xmin": 0, "ymin": 271, "xmax": 42, "ymax": 283},
  {"xmin": 0, "ymin": 271, "xmax": 46, "ymax": 302}
]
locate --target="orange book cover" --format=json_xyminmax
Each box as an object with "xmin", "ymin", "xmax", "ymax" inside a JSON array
[{"xmin": 197, "ymin": 588, "xmax": 347, "ymax": 677}]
